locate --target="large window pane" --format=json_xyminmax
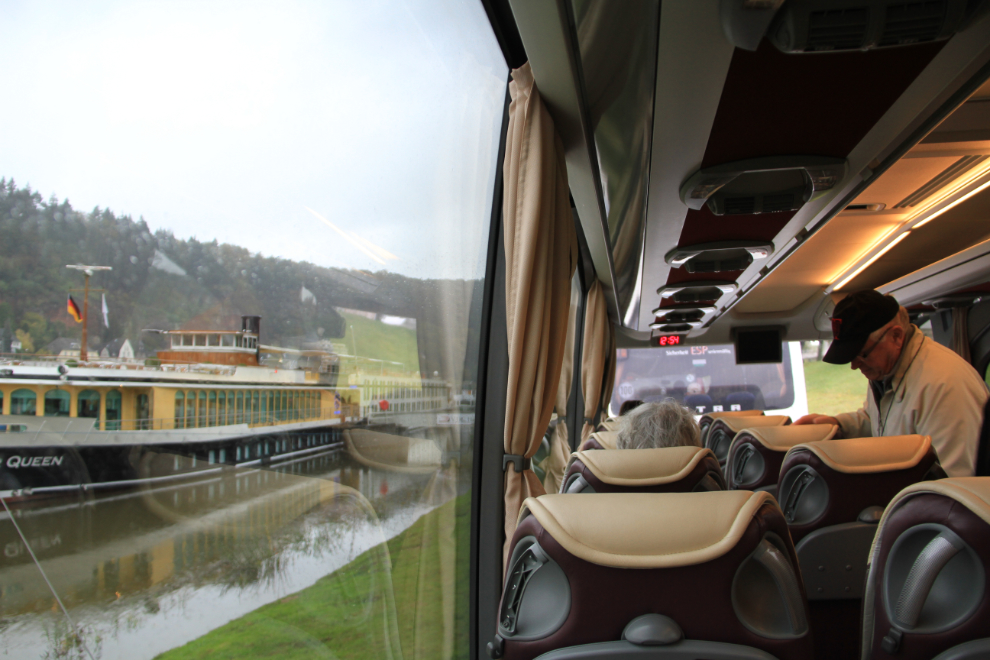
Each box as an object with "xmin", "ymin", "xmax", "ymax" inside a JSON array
[
  {"xmin": 44, "ymin": 389, "xmax": 70, "ymax": 417},
  {"xmin": 612, "ymin": 343, "xmax": 808, "ymax": 418},
  {"xmin": 0, "ymin": 1, "xmax": 505, "ymax": 658}
]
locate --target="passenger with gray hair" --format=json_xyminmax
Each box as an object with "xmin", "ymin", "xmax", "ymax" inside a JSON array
[
  {"xmin": 616, "ymin": 400, "xmax": 701, "ymax": 450},
  {"xmin": 795, "ymin": 289, "xmax": 988, "ymax": 477}
]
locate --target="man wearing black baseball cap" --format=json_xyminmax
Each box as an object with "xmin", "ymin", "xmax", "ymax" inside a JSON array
[{"xmin": 795, "ymin": 290, "xmax": 989, "ymax": 477}]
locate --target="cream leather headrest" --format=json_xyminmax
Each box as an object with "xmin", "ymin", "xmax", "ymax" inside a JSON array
[
  {"xmin": 742, "ymin": 424, "xmax": 838, "ymax": 452},
  {"xmin": 716, "ymin": 414, "xmax": 790, "ymax": 433},
  {"xmin": 519, "ymin": 491, "xmax": 775, "ymax": 568},
  {"xmin": 701, "ymin": 410, "xmax": 764, "ymax": 424},
  {"xmin": 567, "ymin": 446, "xmax": 715, "ymax": 486},
  {"xmin": 784, "ymin": 435, "xmax": 932, "ymax": 474},
  {"xmin": 882, "ymin": 478, "xmax": 990, "ymax": 528},
  {"xmin": 589, "ymin": 431, "xmax": 618, "ymax": 450},
  {"xmin": 598, "ymin": 418, "xmax": 620, "ymax": 433}
]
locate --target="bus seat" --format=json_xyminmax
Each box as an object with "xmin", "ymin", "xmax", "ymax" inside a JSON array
[
  {"xmin": 578, "ymin": 430, "xmax": 617, "ymax": 451},
  {"xmin": 777, "ymin": 435, "xmax": 945, "ymax": 659},
  {"xmin": 596, "ymin": 417, "xmax": 619, "ymax": 433},
  {"xmin": 726, "ymin": 424, "xmax": 838, "ymax": 495},
  {"xmin": 699, "ymin": 409, "xmax": 764, "ymax": 446},
  {"xmin": 490, "ymin": 491, "xmax": 813, "ymax": 660},
  {"xmin": 560, "ymin": 446, "xmax": 725, "ymax": 494},
  {"xmin": 724, "ymin": 391, "xmax": 757, "ymax": 411},
  {"xmin": 683, "ymin": 393, "xmax": 713, "ymax": 414},
  {"xmin": 862, "ymin": 478, "xmax": 990, "ymax": 660},
  {"xmin": 706, "ymin": 415, "xmax": 790, "ymax": 466}
]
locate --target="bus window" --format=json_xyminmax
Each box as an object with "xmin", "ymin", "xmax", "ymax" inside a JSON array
[
  {"xmin": 611, "ymin": 342, "xmax": 808, "ymax": 419},
  {"xmin": 0, "ymin": 1, "xmax": 504, "ymax": 657}
]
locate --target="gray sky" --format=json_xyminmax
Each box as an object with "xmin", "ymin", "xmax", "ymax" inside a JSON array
[{"xmin": 0, "ymin": 0, "xmax": 507, "ymax": 280}]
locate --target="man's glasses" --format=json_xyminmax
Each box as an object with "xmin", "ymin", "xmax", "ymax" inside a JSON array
[{"xmin": 856, "ymin": 326, "xmax": 892, "ymax": 362}]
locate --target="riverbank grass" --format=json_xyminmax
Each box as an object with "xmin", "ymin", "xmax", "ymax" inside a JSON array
[{"xmin": 157, "ymin": 492, "xmax": 470, "ymax": 660}]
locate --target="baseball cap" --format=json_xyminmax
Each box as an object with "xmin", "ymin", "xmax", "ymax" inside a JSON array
[{"xmin": 823, "ymin": 290, "xmax": 900, "ymax": 365}]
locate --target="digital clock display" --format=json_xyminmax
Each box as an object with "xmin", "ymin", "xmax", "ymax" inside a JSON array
[{"xmin": 655, "ymin": 335, "xmax": 681, "ymax": 346}]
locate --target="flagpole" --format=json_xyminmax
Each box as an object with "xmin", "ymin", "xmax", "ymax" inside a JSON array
[{"xmin": 66, "ymin": 265, "xmax": 112, "ymax": 362}]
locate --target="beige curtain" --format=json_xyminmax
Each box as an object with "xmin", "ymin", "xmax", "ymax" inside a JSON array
[
  {"xmin": 542, "ymin": 275, "xmax": 581, "ymax": 494},
  {"xmin": 580, "ymin": 280, "xmax": 610, "ymax": 441},
  {"xmin": 952, "ymin": 307, "xmax": 972, "ymax": 363},
  {"xmin": 502, "ymin": 63, "xmax": 578, "ymax": 563},
  {"xmin": 600, "ymin": 322, "xmax": 616, "ymax": 415}
]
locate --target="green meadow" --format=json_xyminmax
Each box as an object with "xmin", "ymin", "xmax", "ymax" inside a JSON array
[{"xmin": 803, "ymin": 360, "xmax": 868, "ymax": 417}]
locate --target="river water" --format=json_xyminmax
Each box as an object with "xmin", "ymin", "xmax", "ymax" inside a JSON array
[{"xmin": 0, "ymin": 446, "xmax": 463, "ymax": 659}]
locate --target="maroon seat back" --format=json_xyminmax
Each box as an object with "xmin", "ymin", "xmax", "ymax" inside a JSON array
[
  {"xmin": 705, "ymin": 414, "xmax": 790, "ymax": 466},
  {"xmin": 863, "ymin": 478, "xmax": 990, "ymax": 660},
  {"xmin": 726, "ymin": 424, "xmax": 837, "ymax": 492},
  {"xmin": 699, "ymin": 410, "xmax": 764, "ymax": 446},
  {"xmin": 491, "ymin": 491, "xmax": 813, "ymax": 660},
  {"xmin": 777, "ymin": 435, "xmax": 945, "ymax": 659},
  {"xmin": 561, "ymin": 446, "xmax": 725, "ymax": 494},
  {"xmin": 778, "ymin": 435, "xmax": 943, "ymax": 545}
]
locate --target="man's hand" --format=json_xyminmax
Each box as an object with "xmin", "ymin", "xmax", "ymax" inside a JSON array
[{"xmin": 794, "ymin": 414, "xmax": 841, "ymax": 427}]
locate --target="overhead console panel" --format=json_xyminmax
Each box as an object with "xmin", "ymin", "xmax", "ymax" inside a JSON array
[
  {"xmin": 721, "ymin": 0, "xmax": 990, "ymax": 54},
  {"xmin": 665, "ymin": 240, "xmax": 774, "ymax": 273},
  {"xmin": 657, "ymin": 281, "xmax": 738, "ymax": 304},
  {"xmin": 680, "ymin": 156, "xmax": 847, "ymax": 215}
]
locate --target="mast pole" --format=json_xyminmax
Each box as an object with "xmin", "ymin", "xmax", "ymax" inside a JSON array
[
  {"xmin": 66, "ymin": 264, "xmax": 112, "ymax": 363},
  {"xmin": 81, "ymin": 273, "xmax": 90, "ymax": 362}
]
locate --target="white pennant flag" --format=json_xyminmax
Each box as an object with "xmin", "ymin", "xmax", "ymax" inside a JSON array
[{"xmin": 102, "ymin": 293, "xmax": 110, "ymax": 328}]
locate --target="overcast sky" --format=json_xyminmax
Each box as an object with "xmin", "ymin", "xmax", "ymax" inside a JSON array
[{"xmin": 0, "ymin": 0, "xmax": 507, "ymax": 280}]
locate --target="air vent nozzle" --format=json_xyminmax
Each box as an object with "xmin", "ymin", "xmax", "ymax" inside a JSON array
[
  {"xmin": 681, "ymin": 156, "xmax": 846, "ymax": 215},
  {"xmin": 652, "ymin": 323, "xmax": 695, "ymax": 334},
  {"xmin": 658, "ymin": 281, "xmax": 738, "ymax": 303},
  {"xmin": 665, "ymin": 241, "xmax": 774, "ymax": 274}
]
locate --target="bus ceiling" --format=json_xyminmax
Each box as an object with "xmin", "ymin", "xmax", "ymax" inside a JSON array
[{"xmin": 502, "ymin": 0, "xmax": 990, "ymax": 346}]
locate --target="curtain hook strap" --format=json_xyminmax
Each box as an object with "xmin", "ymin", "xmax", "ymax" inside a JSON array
[{"xmin": 502, "ymin": 454, "xmax": 531, "ymax": 473}]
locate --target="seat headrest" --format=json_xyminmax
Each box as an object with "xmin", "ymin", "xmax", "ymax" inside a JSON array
[
  {"xmin": 881, "ymin": 477, "xmax": 990, "ymax": 528},
  {"xmin": 701, "ymin": 410, "xmax": 765, "ymax": 424},
  {"xmin": 741, "ymin": 424, "xmax": 838, "ymax": 451},
  {"xmin": 714, "ymin": 414, "xmax": 790, "ymax": 433},
  {"xmin": 589, "ymin": 430, "xmax": 618, "ymax": 450},
  {"xmin": 567, "ymin": 446, "xmax": 715, "ymax": 486},
  {"xmin": 518, "ymin": 491, "xmax": 775, "ymax": 569},
  {"xmin": 784, "ymin": 435, "xmax": 932, "ymax": 474},
  {"xmin": 598, "ymin": 418, "xmax": 620, "ymax": 432}
]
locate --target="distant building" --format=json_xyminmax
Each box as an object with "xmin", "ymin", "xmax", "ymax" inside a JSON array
[
  {"xmin": 99, "ymin": 338, "xmax": 135, "ymax": 359},
  {"xmin": 42, "ymin": 337, "xmax": 82, "ymax": 357}
]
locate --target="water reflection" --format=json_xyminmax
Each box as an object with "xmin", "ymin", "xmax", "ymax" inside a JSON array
[{"xmin": 0, "ymin": 437, "xmax": 464, "ymax": 659}]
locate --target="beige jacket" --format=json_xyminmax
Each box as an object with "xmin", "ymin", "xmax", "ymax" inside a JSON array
[{"xmin": 835, "ymin": 325, "xmax": 989, "ymax": 477}]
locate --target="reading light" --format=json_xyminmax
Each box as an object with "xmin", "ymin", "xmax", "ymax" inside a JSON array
[
  {"xmin": 833, "ymin": 231, "xmax": 910, "ymax": 291},
  {"xmin": 912, "ymin": 177, "xmax": 990, "ymax": 228},
  {"xmin": 827, "ymin": 163, "xmax": 990, "ymax": 293}
]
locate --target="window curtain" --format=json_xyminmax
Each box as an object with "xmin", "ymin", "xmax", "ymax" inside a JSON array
[
  {"xmin": 542, "ymin": 276, "xmax": 581, "ymax": 494},
  {"xmin": 599, "ymin": 321, "xmax": 616, "ymax": 417},
  {"xmin": 580, "ymin": 280, "xmax": 610, "ymax": 442},
  {"xmin": 502, "ymin": 62, "xmax": 578, "ymax": 564},
  {"xmin": 952, "ymin": 307, "xmax": 972, "ymax": 363}
]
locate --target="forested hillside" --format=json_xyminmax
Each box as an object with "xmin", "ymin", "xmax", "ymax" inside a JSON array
[{"xmin": 0, "ymin": 179, "xmax": 483, "ymax": 385}]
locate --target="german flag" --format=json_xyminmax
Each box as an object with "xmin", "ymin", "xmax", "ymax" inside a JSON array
[{"xmin": 67, "ymin": 295, "xmax": 82, "ymax": 323}]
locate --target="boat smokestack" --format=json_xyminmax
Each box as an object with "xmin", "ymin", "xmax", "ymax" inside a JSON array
[{"xmin": 241, "ymin": 316, "xmax": 261, "ymax": 335}]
